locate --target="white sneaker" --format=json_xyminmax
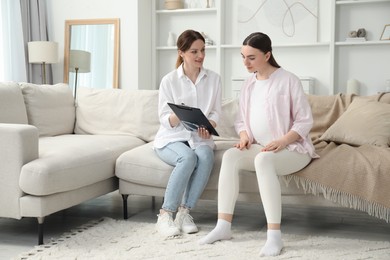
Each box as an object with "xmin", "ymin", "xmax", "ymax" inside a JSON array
[
  {"xmin": 174, "ymin": 208, "xmax": 198, "ymax": 234},
  {"xmin": 156, "ymin": 212, "xmax": 180, "ymax": 237}
]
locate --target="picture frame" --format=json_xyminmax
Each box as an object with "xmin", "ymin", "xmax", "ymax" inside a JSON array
[{"xmin": 380, "ymin": 24, "xmax": 390, "ymax": 40}]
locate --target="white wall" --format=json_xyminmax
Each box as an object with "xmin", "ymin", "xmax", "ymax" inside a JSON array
[
  {"xmin": 221, "ymin": 0, "xmax": 332, "ymax": 96},
  {"xmin": 46, "ymin": 0, "xmax": 152, "ymax": 90},
  {"xmin": 46, "ymin": 0, "xmax": 390, "ymax": 94}
]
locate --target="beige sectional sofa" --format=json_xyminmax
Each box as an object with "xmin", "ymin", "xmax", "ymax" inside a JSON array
[
  {"xmin": 115, "ymin": 90, "xmax": 390, "ymax": 224},
  {"xmin": 1, "ymin": 82, "xmax": 389, "ymax": 245},
  {"xmin": 0, "ymin": 83, "xmax": 152, "ymax": 244}
]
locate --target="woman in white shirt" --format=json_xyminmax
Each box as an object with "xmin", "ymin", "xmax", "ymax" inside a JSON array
[
  {"xmin": 154, "ymin": 29, "xmax": 222, "ymax": 238},
  {"xmin": 200, "ymin": 32, "xmax": 318, "ymax": 257}
]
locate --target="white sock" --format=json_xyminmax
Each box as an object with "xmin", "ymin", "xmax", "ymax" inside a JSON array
[
  {"xmin": 198, "ymin": 219, "xmax": 232, "ymax": 245},
  {"xmin": 259, "ymin": 229, "xmax": 283, "ymax": 257}
]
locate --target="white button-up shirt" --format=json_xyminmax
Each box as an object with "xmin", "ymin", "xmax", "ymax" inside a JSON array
[{"xmin": 154, "ymin": 64, "xmax": 222, "ymax": 149}]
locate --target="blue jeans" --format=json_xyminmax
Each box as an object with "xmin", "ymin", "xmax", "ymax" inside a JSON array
[{"xmin": 155, "ymin": 142, "xmax": 214, "ymax": 212}]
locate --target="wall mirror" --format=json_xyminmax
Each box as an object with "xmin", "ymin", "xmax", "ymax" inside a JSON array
[{"xmin": 64, "ymin": 18, "xmax": 120, "ymax": 89}]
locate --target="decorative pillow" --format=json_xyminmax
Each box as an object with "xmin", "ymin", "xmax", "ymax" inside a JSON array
[
  {"xmin": 0, "ymin": 82, "xmax": 28, "ymax": 124},
  {"xmin": 74, "ymin": 87, "xmax": 160, "ymax": 142},
  {"xmin": 20, "ymin": 83, "xmax": 75, "ymax": 137},
  {"xmin": 319, "ymin": 98, "xmax": 390, "ymax": 147},
  {"xmin": 214, "ymin": 98, "xmax": 239, "ymax": 141}
]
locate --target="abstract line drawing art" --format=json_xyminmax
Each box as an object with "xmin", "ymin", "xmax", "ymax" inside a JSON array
[{"xmin": 236, "ymin": 0, "xmax": 318, "ymax": 44}]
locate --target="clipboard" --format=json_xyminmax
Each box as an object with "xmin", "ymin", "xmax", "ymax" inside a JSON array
[{"xmin": 167, "ymin": 103, "xmax": 219, "ymax": 136}]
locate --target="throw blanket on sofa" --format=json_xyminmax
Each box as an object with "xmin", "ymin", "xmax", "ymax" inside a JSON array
[{"xmin": 285, "ymin": 93, "xmax": 390, "ymax": 222}]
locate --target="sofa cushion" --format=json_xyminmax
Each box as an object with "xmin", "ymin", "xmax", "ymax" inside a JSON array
[
  {"xmin": 0, "ymin": 82, "xmax": 28, "ymax": 124},
  {"xmin": 320, "ymin": 98, "xmax": 390, "ymax": 147},
  {"xmin": 19, "ymin": 134, "xmax": 145, "ymax": 195},
  {"xmin": 115, "ymin": 141, "xmax": 260, "ymax": 194},
  {"xmin": 115, "ymin": 142, "xmax": 172, "ymax": 187},
  {"xmin": 20, "ymin": 83, "xmax": 75, "ymax": 136},
  {"xmin": 214, "ymin": 98, "xmax": 239, "ymax": 141},
  {"xmin": 75, "ymin": 88, "xmax": 160, "ymax": 142}
]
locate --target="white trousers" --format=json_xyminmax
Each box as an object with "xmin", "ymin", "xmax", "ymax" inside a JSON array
[{"xmin": 218, "ymin": 144, "xmax": 311, "ymax": 223}]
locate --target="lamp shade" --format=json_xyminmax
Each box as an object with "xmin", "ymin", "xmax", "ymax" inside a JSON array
[
  {"xmin": 69, "ymin": 50, "xmax": 91, "ymax": 73},
  {"xmin": 28, "ymin": 41, "xmax": 59, "ymax": 64}
]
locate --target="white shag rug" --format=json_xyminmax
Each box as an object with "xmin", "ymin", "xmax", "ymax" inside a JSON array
[{"xmin": 16, "ymin": 217, "xmax": 390, "ymax": 260}]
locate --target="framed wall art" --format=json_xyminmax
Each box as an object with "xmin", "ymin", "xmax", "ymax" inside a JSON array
[
  {"xmin": 380, "ymin": 24, "xmax": 390, "ymax": 40},
  {"xmin": 236, "ymin": 0, "xmax": 318, "ymax": 45}
]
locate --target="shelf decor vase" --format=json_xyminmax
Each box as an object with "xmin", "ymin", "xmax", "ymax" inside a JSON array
[{"xmin": 167, "ymin": 31, "xmax": 175, "ymax": 46}]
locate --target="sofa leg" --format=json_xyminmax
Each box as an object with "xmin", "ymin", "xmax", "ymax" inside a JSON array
[
  {"xmin": 37, "ymin": 217, "xmax": 45, "ymax": 245},
  {"xmin": 152, "ymin": 196, "xmax": 156, "ymax": 209},
  {"xmin": 122, "ymin": 194, "xmax": 129, "ymax": 219}
]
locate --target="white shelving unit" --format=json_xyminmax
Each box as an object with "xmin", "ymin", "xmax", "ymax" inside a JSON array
[
  {"xmin": 152, "ymin": 0, "xmax": 390, "ymax": 97},
  {"xmin": 333, "ymin": 0, "xmax": 390, "ymax": 94},
  {"xmin": 152, "ymin": 0, "xmax": 221, "ymax": 93}
]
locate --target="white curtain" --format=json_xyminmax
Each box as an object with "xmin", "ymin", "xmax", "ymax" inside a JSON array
[
  {"xmin": 0, "ymin": 0, "xmax": 27, "ymax": 82},
  {"xmin": 20, "ymin": 0, "xmax": 53, "ymax": 84}
]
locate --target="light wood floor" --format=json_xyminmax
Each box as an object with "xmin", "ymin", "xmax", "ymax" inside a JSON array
[{"xmin": 1, "ymin": 192, "xmax": 389, "ymax": 259}]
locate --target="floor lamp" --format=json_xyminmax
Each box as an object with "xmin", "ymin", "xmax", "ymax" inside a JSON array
[
  {"xmin": 28, "ymin": 41, "xmax": 59, "ymax": 84},
  {"xmin": 69, "ymin": 50, "xmax": 91, "ymax": 101}
]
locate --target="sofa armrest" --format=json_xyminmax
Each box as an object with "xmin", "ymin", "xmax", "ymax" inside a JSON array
[{"xmin": 0, "ymin": 123, "xmax": 39, "ymax": 219}]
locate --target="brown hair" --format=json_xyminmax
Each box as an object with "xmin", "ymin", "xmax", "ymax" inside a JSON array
[
  {"xmin": 243, "ymin": 32, "xmax": 280, "ymax": 68},
  {"xmin": 175, "ymin": 30, "xmax": 205, "ymax": 68}
]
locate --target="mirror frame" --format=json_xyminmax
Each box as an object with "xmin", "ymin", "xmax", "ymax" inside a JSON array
[{"xmin": 63, "ymin": 18, "xmax": 120, "ymax": 88}]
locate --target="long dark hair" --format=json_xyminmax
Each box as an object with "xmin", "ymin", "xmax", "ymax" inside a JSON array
[
  {"xmin": 175, "ymin": 30, "xmax": 205, "ymax": 68},
  {"xmin": 243, "ymin": 32, "xmax": 280, "ymax": 68}
]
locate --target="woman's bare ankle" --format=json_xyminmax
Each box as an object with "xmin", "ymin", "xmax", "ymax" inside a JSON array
[{"xmin": 218, "ymin": 213, "xmax": 233, "ymax": 223}]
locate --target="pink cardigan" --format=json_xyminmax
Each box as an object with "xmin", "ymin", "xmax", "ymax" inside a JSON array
[{"xmin": 235, "ymin": 68, "xmax": 319, "ymax": 158}]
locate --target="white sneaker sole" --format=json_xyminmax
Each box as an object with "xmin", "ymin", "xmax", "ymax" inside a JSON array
[
  {"xmin": 156, "ymin": 225, "xmax": 181, "ymax": 237},
  {"xmin": 182, "ymin": 226, "xmax": 199, "ymax": 234}
]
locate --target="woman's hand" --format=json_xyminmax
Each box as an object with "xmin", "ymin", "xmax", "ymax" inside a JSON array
[
  {"xmin": 209, "ymin": 120, "xmax": 216, "ymax": 128},
  {"xmin": 234, "ymin": 131, "xmax": 251, "ymax": 150},
  {"xmin": 197, "ymin": 119, "xmax": 216, "ymax": 139},
  {"xmin": 169, "ymin": 113, "xmax": 180, "ymax": 127},
  {"xmin": 262, "ymin": 138, "xmax": 287, "ymax": 153},
  {"xmin": 262, "ymin": 131, "xmax": 300, "ymax": 153},
  {"xmin": 198, "ymin": 127, "xmax": 211, "ymax": 139}
]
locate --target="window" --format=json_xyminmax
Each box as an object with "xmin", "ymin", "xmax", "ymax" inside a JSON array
[
  {"xmin": 0, "ymin": 0, "xmax": 27, "ymax": 82},
  {"xmin": 0, "ymin": 2, "xmax": 4, "ymax": 81}
]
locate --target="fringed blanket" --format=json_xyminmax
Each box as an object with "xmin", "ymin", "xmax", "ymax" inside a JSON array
[{"xmin": 285, "ymin": 93, "xmax": 390, "ymax": 222}]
